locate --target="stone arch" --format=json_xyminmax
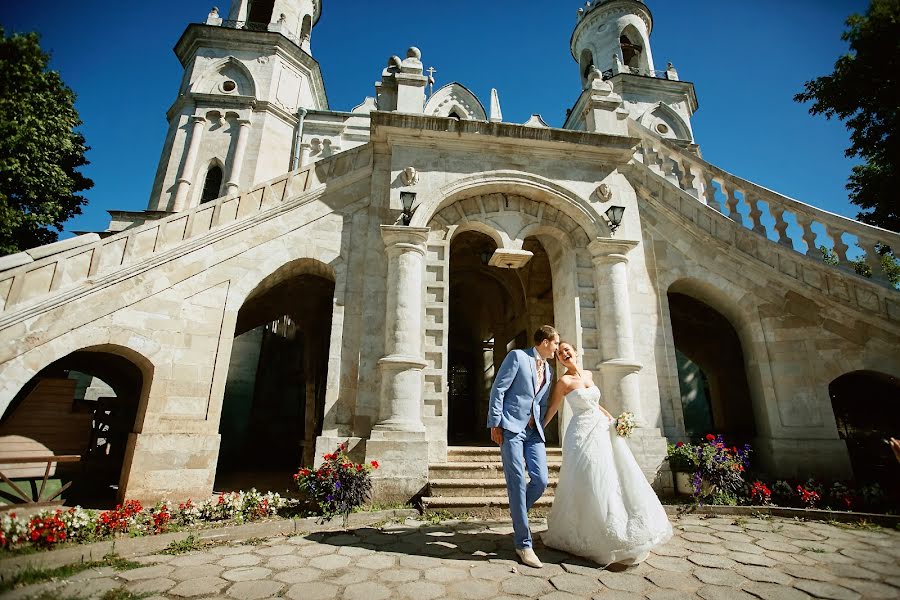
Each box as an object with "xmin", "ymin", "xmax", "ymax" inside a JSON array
[
  {"xmin": 639, "ymin": 103, "xmax": 691, "ymax": 142},
  {"xmin": 580, "ymin": 48, "xmax": 595, "ymax": 84},
  {"xmin": 199, "ymin": 158, "xmax": 226, "ymax": 204},
  {"xmin": 410, "ymin": 170, "xmax": 608, "ymax": 239},
  {"xmin": 424, "ymin": 83, "xmax": 487, "ymax": 121},
  {"xmin": 226, "ymin": 249, "xmax": 342, "ymax": 313},
  {"xmin": 619, "ymin": 23, "xmax": 650, "ymax": 72},
  {"xmin": 194, "ymin": 57, "xmax": 257, "ymax": 99}
]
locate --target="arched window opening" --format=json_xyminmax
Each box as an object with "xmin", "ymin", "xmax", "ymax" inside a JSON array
[
  {"xmin": 300, "ymin": 15, "xmax": 312, "ymax": 41},
  {"xmin": 448, "ymin": 111, "xmax": 462, "ymax": 120},
  {"xmin": 201, "ymin": 165, "xmax": 224, "ymax": 204},
  {"xmin": 620, "ymin": 33, "xmax": 643, "ymax": 70},
  {"xmin": 246, "ymin": 0, "xmax": 275, "ymax": 27},
  {"xmin": 580, "ymin": 49, "xmax": 595, "ymax": 81}
]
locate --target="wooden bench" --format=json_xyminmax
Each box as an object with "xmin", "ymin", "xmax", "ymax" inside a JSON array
[{"xmin": 0, "ymin": 455, "xmax": 81, "ymax": 509}]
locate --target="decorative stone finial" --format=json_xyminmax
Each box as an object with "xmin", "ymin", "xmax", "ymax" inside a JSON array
[
  {"xmin": 597, "ymin": 183, "xmax": 613, "ymax": 201},
  {"xmin": 407, "ymin": 47, "xmax": 422, "ymax": 60},
  {"xmin": 388, "ymin": 55, "xmax": 402, "ymax": 68},
  {"xmin": 401, "ymin": 167, "xmax": 419, "ymax": 187}
]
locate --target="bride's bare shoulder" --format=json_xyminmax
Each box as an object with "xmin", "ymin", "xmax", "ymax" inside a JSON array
[{"xmin": 582, "ymin": 370, "xmax": 595, "ymax": 383}]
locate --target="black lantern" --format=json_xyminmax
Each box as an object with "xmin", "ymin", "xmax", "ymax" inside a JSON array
[
  {"xmin": 400, "ymin": 191, "xmax": 416, "ymax": 226},
  {"xmin": 604, "ymin": 205, "xmax": 626, "ymax": 235}
]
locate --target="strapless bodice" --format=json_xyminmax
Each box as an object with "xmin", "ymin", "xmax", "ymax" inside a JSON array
[{"xmin": 564, "ymin": 385, "xmax": 602, "ymax": 414}]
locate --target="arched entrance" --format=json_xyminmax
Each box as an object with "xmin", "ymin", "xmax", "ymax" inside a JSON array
[
  {"xmin": 0, "ymin": 347, "xmax": 147, "ymax": 508},
  {"xmin": 829, "ymin": 371, "xmax": 900, "ymax": 491},
  {"xmin": 215, "ymin": 259, "xmax": 335, "ymax": 492},
  {"xmin": 667, "ymin": 291, "xmax": 755, "ymax": 442}
]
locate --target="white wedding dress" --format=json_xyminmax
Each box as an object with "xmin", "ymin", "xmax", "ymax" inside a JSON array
[{"xmin": 542, "ymin": 385, "xmax": 672, "ymax": 565}]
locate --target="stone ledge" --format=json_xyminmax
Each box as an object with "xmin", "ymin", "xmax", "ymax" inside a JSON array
[
  {"xmin": 0, "ymin": 508, "xmax": 417, "ymax": 574},
  {"xmin": 664, "ymin": 503, "xmax": 900, "ymax": 528}
]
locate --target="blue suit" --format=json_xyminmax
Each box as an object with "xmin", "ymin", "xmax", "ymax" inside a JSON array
[{"xmin": 486, "ymin": 348, "xmax": 551, "ymax": 549}]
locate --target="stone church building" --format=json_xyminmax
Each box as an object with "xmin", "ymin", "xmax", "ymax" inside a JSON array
[{"xmin": 0, "ymin": 0, "xmax": 898, "ymax": 506}]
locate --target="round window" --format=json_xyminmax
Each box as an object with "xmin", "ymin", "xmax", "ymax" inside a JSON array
[
  {"xmin": 656, "ymin": 123, "xmax": 670, "ymax": 135},
  {"xmin": 222, "ymin": 80, "xmax": 237, "ymax": 93}
]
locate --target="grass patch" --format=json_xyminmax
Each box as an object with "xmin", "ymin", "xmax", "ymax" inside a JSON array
[
  {"xmin": 240, "ymin": 537, "xmax": 268, "ymax": 546},
  {"xmin": 0, "ymin": 553, "xmax": 140, "ymax": 594},
  {"xmin": 159, "ymin": 534, "xmax": 209, "ymax": 555},
  {"xmin": 827, "ymin": 519, "xmax": 883, "ymax": 531}
]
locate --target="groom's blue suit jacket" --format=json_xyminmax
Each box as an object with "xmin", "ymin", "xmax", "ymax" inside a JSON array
[{"xmin": 486, "ymin": 348, "xmax": 552, "ymax": 441}]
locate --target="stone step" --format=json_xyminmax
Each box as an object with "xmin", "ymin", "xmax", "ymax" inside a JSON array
[
  {"xmin": 428, "ymin": 478, "xmax": 557, "ymax": 498},
  {"xmin": 421, "ymin": 495, "xmax": 555, "ymax": 511},
  {"xmin": 427, "ymin": 462, "xmax": 561, "ymax": 480},
  {"xmin": 446, "ymin": 446, "xmax": 563, "ymax": 462}
]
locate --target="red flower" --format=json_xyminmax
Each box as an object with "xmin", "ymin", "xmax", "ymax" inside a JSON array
[
  {"xmin": 371, "ymin": 460, "xmax": 379, "ymax": 469},
  {"xmin": 705, "ymin": 434, "xmax": 715, "ymax": 441},
  {"xmin": 675, "ymin": 442, "xmax": 684, "ymax": 448}
]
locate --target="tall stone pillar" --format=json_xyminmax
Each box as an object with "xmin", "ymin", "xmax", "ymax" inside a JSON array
[
  {"xmin": 225, "ymin": 118, "xmax": 252, "ymax": 196},
  {"xmin": 172, "ymin": 115, "xmax": 207, "ymax": 212},
  {"xmin": 589, "ymin": 238, "xmax": 668, "ymax": 487},
  {"xmin": 367, "ymin": 225, "xmax": 430, "ymax": 502}
]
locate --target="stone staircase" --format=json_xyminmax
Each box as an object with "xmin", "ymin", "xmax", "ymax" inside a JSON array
[{"xmin": 422, "ymin": 446, "xmax": 562, "ymax": 513}]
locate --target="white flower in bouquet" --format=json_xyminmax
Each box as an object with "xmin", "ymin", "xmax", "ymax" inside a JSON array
[{"xmin": 615, "ymin": 412, "xmax": 636, "ymax": 437}]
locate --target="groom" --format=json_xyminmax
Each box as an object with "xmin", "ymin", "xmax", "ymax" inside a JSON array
[{"xmin": 486, "ymin": 325, "xmax": 559, "ymax": 568}]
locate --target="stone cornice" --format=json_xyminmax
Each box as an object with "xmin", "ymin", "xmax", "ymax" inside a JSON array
[
  {"xmin": 610, "ymin": 74, "xmax": 699, "ymax": 113},
  {"xmin": 370, "ymin": 111, "xmax": 640, "ymax": 163}
]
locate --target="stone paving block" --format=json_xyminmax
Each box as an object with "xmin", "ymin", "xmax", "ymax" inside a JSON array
[
  {"xmin": 591, "ymin": 591, "xmax": 645, "ymax": 600},
  {"xmin": 501, "ymin": 575, "xmax": 555, "ymax": 596},
  {"xmin": 118, "ymin": 564, "xmax": 175, "ymax": 581},
  {"xmin": 309, "ymin": 554, "xmax": 352, "ymax": 570},
  {"xmin": 169, "ymin": 576, "xmax": 229, "ymax": 597},
  {"xmin": 212, "ymin": 545, "xmax": 253, "ymax": 556},
  {"xmin": 331, "ymin": 569, "xmax": 371, "ymax": 585},
  {"xmin": 708, "ymin": 523, "xmax": 745, "ymax": 533},
  {"xmin": 286, "ymin": 535, "xmax": 315, "ymax": 546},
  {"xmin": 170, "ymin": 563, "xmax": 224, "ymax": 581},
  {"xmin": 692, "ymin": 567, "xmax": 749, "ymax": 587},
  {"xmin": 470, "ymin": 564, "xmax": 517, "ymax": 581},
  {"xmin": 782, "ymin": 564, "xmax": 835, "ymax": 582},
  {"xmin": 864, "ymin": 560, "xmax": 900, "ymax": 577},
  {"xmin": 757, "ymin": 539, "xmax": 802, "ymax": 553},
  {"xmin": 646, "ymin": 555, "xmax": 694, "ymax": 572},
  {"xmin": 226, "ymin": 580, "xmax": 286, "ymax": 600},
  {"xmin": 2, "ymin": 581, "xmax": 64, "ymax": 600},
  {"xmin": 338, "ymin": 545, "xmax": 375, "ymax": 557},
  {"xmin": 399, "ymin": 554, "xmax": 443, "ymax": 568},
  {"xmin": 550, "ymin": 573, "xmax": 602, "ymax": 595},
  {"xmin": 717, "ymin": 532, "xmax": 759, "ymax": 543},
  {"xmin": 396, "ymin": 581, "xmax": 446, "ymax": 600},
  {"xmin": 688, "ymin": 553, "xmax": 737, "ymax": 569},
  {"xmin": 67, "ymin": 566, "xmax": 117, "ymax": 581},
  {"xmin": 540, "ymin": 592, "xmax": 584, "ymax": 600},
  {"xmin": 792, "ymin": 580, "xmax": 861, "ymax": 600},
  {"xmin": 72, "ymin": 578, "xmax": 123, "ymax": 597},
  {"xmin": 742, "ymin": 581, "xmax": 814, "ymax": 599},
  {"xmin": 731, "ymin": 551, "xmax": 777, "ymax": 566},
  {"xmin": 425, "ymin": 565, "xmax": 469, "ymax": 583},
  {"xmin": 356, "ymin": 553, "xmax": 397, "ymax": 569},
  {"xmin": 297, "ymin": 544, "xmax": 336, "ymax": 557},
  {"xmin": 285, "ymin": 581, "xmax": 338, "ymax": 600},
  {"xmin": 377, "ymin": 568, "xmax": 422, "ymax": 583},
  {"xmin": 169, "ymin": 552, "xmax": 218, "ymax": 566},
  {"xmin": 688, "ymin": 542, "xmax": 728, "ymax": 555},
  {"xmin": 518, "ymin": 562, "xmax": 566, "ymax": 577},
  {"xmin": 218, "ymin": 553, "xmax": 263, "ymax": 567},
  {"xmin": 449, "ymin": 578, "xmax": 502, "ymax": 599},
  {"xmin": 645, "ymin": 570, "xmax": 701, "ymax": 591},
  {"xmin": 806, "ymin": 551, "xmax": 855, "ymax": 565},
  {"xmin": 825, "ymin": 563, "xmax": 882, "ymax": 580},
  {"xmin": 735, "ymin": 565, "xmax": 793, "ymax": 584},
  {"xmin": 652, "ymin": 543, "xmax": 691, "ymax": 557},
  {"xmin": 254, "ymin": 544, "xmax": 295, "ymax": 556},
  {"xmin": 222, "ymin": 566, "xmax": 273, "ymax": 582},
  {"xmin": 725, "ymin": 541, "xmax": 766, "ymax": 554},
  {"xmin": 274, "ymin": 567, "xmax": 322, "ymax": 584},
  {"xmin": 126, "ymin": 577, "xmax": 177, "ymax": 594},
  {"xmin": 697, "ymin": 584, "xmax": 758, "ymax": 600},
  {"xmin": 560, "ymin": 561, "xmax": 605, "ymax": 577},
  {"xmin": 682, "ymin": 532, "xmax": 721, "ymax": 544},
  {"xmin": 645, "ymin": 589, "xmax": 701, "ymax": 600},
  {"xmin": 264, "ymin": 554, "xmax": 306, "ymax": 569},
  {"xmin": 836, "ymin": 578, "xmax": 900, "ymax": 599},
  {"xmin": 765, "ymin": 550, "xmax": 818, "ymax": 566},
  {"xmin": 597, "ymin": 571, "xmax": 650, "ymax": 593},
  {"xmin": 343, "ymin": 581, "xmax": 392, "ymax": 600},
  {"xmin": 133, "ymin": 554, "xmax": 173, "ymax": 564}
]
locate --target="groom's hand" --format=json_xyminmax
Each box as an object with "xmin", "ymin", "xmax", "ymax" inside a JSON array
[{"xmin": 491, "ymin": 427, "xmax": 503, "ymax": 446}]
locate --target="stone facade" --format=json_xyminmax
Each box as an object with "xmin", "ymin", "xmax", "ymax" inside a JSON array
[{"xmin": 0, "ymin": 0, "xmax": 898, "ymax": 504}]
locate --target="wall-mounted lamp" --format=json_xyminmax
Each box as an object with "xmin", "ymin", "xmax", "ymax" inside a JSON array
[
  {"xmin": 604, "ymin": 205, "xmax": 626, "ymax": 235},
  {"xmin": 400, "ymin": 191, "xmax": 417, "ymax": 226}
]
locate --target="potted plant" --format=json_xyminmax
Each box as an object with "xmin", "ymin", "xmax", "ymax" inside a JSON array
[
  {"xmin": 666, "ymin": 441, "xmax": 699, "ymax": 495},
  {"xmin": 293, "ymin": 442, "xmax": 379, "ymax": 526}
]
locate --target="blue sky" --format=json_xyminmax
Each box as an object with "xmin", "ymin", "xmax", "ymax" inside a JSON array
[{"xmin": 3, "ymin": 0, "xmax": 868, "ymax": 238}]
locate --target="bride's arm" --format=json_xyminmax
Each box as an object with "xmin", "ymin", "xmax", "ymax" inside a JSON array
[{"xmin": 542, "ymin": 377, "xmax": 569, "ymax": 429}]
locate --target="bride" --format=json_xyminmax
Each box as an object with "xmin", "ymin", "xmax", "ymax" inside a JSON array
[{"xmin": 541, "ymin": 342, "xmax": 672, "ymax": 566}]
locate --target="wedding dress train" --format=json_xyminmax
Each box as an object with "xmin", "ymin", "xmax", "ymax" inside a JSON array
[{"xmin": 542, "ymin": 385, "xmax": 672, "ymax": 565}]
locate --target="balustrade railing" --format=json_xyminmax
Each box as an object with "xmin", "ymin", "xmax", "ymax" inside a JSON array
[
  {"xmin": 629, "ymin": 121, "xmax": 900, "ymax": 287},
  {"xmin": 0, "ymin": 145, "xmax": 371, "ymax": 317},
  {"xmin": 215, "ymin": 19, "xmax": 309, "ymax": 50}
]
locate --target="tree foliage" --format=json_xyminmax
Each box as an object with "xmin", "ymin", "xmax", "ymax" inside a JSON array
[
  {"xmin": 794, "ymin": 0, "xmax": 900, "ymax": 232},
  {"xmin": 0, "ymin": 27, "xmax": 93, "ymax": 256}
]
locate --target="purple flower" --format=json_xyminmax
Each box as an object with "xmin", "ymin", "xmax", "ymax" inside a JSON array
[{"xmin": 335, "ymin": 481, "xmax": 341, "ymax": 490}]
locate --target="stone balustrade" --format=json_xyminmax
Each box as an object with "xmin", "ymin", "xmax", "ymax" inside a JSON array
[
  {"xmin": 0, "ymin": 145, "xmax": 372, "ymax": 317},
  {"xmin": 630, "ymin": 122, "xmax": 900, "ymax": 287}
]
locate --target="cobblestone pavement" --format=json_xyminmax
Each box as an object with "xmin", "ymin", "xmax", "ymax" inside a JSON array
[{"xmin": 8, "ymin": 514, "xmax": 900, "ymax": 599}]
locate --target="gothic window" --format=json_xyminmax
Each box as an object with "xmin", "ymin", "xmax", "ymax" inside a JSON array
[
  {"xmin": 247, "ymin": 0, "xmax": 275, "ymax": 27},
  {"xmin": 201, "ymin": 165, "xmax": 224, "ymax": 204},
  {"xmin": 620, "ymin": 29, "xmax": 643, "ymax": 70}
]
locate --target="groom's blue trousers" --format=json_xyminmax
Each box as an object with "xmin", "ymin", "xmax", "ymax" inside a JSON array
[{"xmin": 501, "ymin": 426, "xmax": 549, "ymax": 549}]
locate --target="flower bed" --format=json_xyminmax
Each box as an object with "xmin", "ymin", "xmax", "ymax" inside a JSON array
[
  {"xmin": 0, "ymin": 489, "xmax": 285, "ymax": 553},
  {"xmin": 294, "ymin": 443, "xmax": 379, "ymax": 524},
  {"xmin": 666, "ymin": 433, "xmax": 895, "ymax": 514}
]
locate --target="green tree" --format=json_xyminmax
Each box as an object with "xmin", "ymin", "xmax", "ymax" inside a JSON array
[
  {"xmin": 794, "ymin": 0, "xmax": 900, "ymax": 232},
  {"xmin": 0, "ymin": 27, "xmax": 93, "ymax": 255}
]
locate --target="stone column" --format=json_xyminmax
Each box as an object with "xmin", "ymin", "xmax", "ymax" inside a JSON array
[
  {"xmin": 367, "ymin": 225, "xmax": 430, "ymax": 502},
  {"xmin": 589, "ymin": 238, "xmax": 642, "ymax": 418},
  {"xmin": 299, "ymin": 143, "xmax": 312, "ymax": 167},
  {"xmin": 225, "ymin": 118, "xmax": 252, "ymax": 196},
  {"xmin": 172, "ymin": 115, "xmax": 206, "ymax": 212}
]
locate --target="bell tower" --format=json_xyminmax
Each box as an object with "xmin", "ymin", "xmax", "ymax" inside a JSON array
[
  {"xmin": 564, "ymin": 0, "xmax": 698, "ymax": 149},
  {"xmin": 145, "ymin": 1, "xmax": 326, "ymax": 214}
]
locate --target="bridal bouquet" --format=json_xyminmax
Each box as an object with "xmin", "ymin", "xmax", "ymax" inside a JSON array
[{"xmin": 615, "ymin": 412, "xmax": 636, "ymax": 437}]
